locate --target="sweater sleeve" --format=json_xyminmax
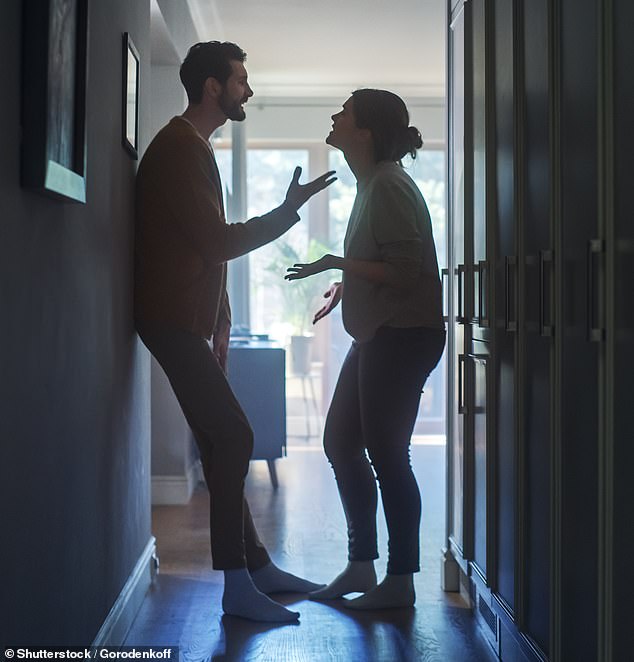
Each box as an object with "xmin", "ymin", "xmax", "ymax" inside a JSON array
[
  {"xmin": 368, "ymin": 178, "xmax": 424, "ymax": 289},
  {"xmin": 165, "ymin": 135, "xmax": 299, "ymax": 265}
]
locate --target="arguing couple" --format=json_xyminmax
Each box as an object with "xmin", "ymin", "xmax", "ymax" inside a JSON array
[{"xmin": 134, "ymin": 41, "xmax": 444, "ymax": 623}]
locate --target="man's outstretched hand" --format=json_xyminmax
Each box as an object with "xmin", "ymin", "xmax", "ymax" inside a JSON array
[{"xmin": 284, "ymin": 166, "xmax": 336, "ymax": 211}]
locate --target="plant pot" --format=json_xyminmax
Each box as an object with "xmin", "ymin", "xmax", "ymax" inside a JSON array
[{"xmin": 290, "ymin": 334, "xmax": 314, "ymax": 376}]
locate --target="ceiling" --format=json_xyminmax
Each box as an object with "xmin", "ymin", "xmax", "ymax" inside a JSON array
[{"xmin": 185, "ymin": 0, "xmax": 446, "ymax": 99}]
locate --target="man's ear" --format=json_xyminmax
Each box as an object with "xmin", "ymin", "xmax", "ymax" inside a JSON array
[{"xmin": 203, "ymin": 76, "xmax": 222, "ymax": 100}]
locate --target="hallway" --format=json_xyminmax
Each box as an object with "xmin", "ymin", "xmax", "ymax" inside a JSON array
[
  {"xmin": 125, "ymin": 443, "xmax": 496, "ymax": 661},
  {"xmin": 3, "ymin": 0, "xmax": 633, "ymax": 655}
]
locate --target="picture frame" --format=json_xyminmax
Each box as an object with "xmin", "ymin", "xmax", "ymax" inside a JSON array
[
  {"xmin": 122, "ymin": 32, "xmax": 140, "ymax": 159},
  {"xmin": 21, "ymin": 0, "xmax": 89, "ymax": 203}
]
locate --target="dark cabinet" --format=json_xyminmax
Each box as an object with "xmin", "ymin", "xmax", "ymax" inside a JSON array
[
  {"xmin": 491, "ymin": 0, "xmax": 517, "ymax": 615},
  {"xmin": 448, "ymin": 0, "xmax": 473, "ymax": 562},
  {"xmin": 520, "ymin": 0, "xmax": 552, "ymax": 653},
  {"xmin": 558, "ymin": 1, "xmax": 600, "ymax": 657},
  {"xmin": 446, "ymin": 0, "xmax": 632, "ymax": 659},
  {"xmin": 612, "ymin": 2, "xmax": 634, "ymax": 658},
  {"xmin": 470, "ymin": 0, "xmax": 493, "ymax": 597},
  {"xmin": 470, "ymin": 344, "xmax": 490, "ymax": 580}
]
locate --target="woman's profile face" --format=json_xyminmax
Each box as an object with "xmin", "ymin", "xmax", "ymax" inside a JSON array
[{"xmin": 326, "ymin": 97, "xmax": 362, "ymax": 151}]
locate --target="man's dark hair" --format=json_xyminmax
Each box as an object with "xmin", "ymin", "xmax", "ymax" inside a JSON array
[
  {"xmin": 179, "ymin": 41, "xmax": 247, "ymax": 104},
  {"xmin": 351, "ymin": 88, "xmax": 423, "ymax": 163}
]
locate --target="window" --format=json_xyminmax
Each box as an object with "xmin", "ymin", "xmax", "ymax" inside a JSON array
[{"xmin": 247, "ymin": 149, "xmax": 310, "ymax": 340}]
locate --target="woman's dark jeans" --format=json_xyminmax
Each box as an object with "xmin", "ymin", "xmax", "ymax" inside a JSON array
[{"xmin": 324, "ymin": 325, "xmax": 446, "ymax": 575}]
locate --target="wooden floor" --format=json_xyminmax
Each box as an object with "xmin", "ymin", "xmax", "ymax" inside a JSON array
[{"xmin": 125, "ymin": 441, "xmax": 496, "ymax": 662}]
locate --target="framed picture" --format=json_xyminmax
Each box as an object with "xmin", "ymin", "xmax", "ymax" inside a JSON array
[
  {"xmin": 122, "ymin": 32, "xmax": 140, "ymax": 159},
  {"xmin": 21, "ymin": 0, "xmax": 88, "ymax": 203}
]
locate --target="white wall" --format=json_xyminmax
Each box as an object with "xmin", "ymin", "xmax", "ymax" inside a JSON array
[
  {"xmin": 149, "ymin": 65, "xmax": 186, "ymax": 136},
  {"xmin": 0, "ymin": 0, "xmax": 152, "ymax": 645},
  {"xmin": 243, "ymin": 96, "xmax": 445, "ymax": 145}
]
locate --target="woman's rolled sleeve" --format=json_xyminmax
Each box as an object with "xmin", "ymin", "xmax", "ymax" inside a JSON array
[
  {"xmin": 369, "ymin": 180, "xmax": 423, "ymax": 289},
  {"xmin": 379, "ymin": 239, "xmax": 424, "ymax": 288}
]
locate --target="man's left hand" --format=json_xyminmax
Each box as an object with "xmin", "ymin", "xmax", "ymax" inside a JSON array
[
  {"xmin": 284, "ymin": 167, "xmax": 337, "ymax": 211},
  {"xmin": 213, "ymin": 319, "xmax": 231, "ymax": 373}
]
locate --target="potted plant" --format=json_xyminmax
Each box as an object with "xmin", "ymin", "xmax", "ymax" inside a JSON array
[{"xmin": 265, "ymin": 237, "xmax": 333, "ymax": 375}]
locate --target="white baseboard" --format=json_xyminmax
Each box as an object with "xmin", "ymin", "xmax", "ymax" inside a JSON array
[
  {"xmin": 92, "ymin": 536, "xmax": 157, "ymax": 646},
  {"xmin": 440, "ymin": 546, "xmax": 460, "ymax": 592},
  {"xmin": 151, "ymin": 463, "xmax": 198, "ymax": 505}
]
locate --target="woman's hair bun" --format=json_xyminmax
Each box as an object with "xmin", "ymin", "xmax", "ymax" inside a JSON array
[{"xmin": 407, "ymin": 126, "xmax": 424, "ymax": 151}]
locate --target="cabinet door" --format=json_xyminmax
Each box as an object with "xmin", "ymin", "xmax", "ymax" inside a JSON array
[
  {"xmin": 520, "ymin": 0, "xmax": 552, "ymax": 654},
  {"xmin": 470, "ymin": 345, "xmax": 490, "ymax": 580},
  {"xmin": 472, "ymin": 0, "xmax": 490, "ymax": 337},
  {"xmin": 611, "ymin": 1, "xmax": 634, "ymax": 657},
  {"xmin": 470, "ymin": 0, "xmax": 492, "ymax": 589},
  {"xmin": 448, "ymin": 2, "xmax": 472, "ymax": 558},
  {"xmin": 492, "ymin": 0, "xmax": 517, "ymax": 613},
  {"xmin": 559, "ymin": 0, "xmax": 600, "ymax": 657}
]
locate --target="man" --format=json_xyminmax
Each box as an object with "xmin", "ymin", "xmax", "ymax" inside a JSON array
[{"xmin": 134, "ymin": 41, "xmax": 335, "ymax": 622}]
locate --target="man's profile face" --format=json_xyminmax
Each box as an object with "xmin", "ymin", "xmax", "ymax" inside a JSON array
[{"xmin": 218, "ymin": 60, "xmax": 254, "ymax": 121}]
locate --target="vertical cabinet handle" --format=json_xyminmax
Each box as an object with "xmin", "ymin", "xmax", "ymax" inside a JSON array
[
  {"xmin": 587, "ymin": 239, "xmax": 605, "ymax": 342},
  {"xmin": 455, "ymin": 265, "xmax": 466, "ymax": 324},
  {"xmin": 442, "ymin": 268, "xmax": 450, "ymax": 322},
  {"xmin": 458, "ymin": 353, "xmax": 466, "ymax": 414},
  {"xmin": 505, "ymin": 255, "xmax": 517, "ymax": 332},
  {"xmin": 478, "ymin": 260, "xmax": 489, "ymax": 328},
  {"xmin": 468, "ymin": 353, "xmax": 487, "ymax": 414},
  {"xmin": 539, "ymin": 250, "xmax": 554, "ymax": 337}
]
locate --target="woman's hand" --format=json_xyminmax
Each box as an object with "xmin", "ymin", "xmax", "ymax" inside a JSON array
[
  {"xmin": 313, "ymin": 282, "xmax": 343, "ymax": 324},
  {"xmin": 284, "ymin": 167, "xmax": 337, "ymax": 211},
  {"xmin": 285, "ymin": 254, "xmax": 341, "ymax": 281}
]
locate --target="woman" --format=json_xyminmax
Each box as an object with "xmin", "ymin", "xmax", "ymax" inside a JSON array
[{"xmin": 285, "ymin": 89, "xmax": 445, "ymax": 610}]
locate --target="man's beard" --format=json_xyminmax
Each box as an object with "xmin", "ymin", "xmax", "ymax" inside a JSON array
[{"xmin": 219, "ymin": 89, "xmax": 246, "ymax": 121}]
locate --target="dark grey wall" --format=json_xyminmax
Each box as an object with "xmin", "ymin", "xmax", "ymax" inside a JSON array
[{"xmin": 0, "ymin": 0, "xmax": 152, "ymax": 645}]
